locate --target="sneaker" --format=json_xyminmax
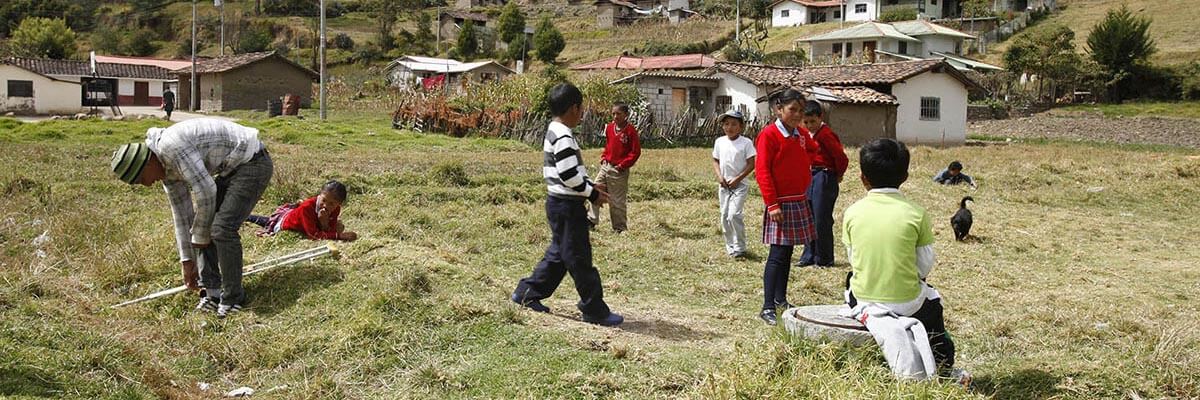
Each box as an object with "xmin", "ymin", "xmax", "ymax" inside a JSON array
[
  {"xmin": 510, "ymin": 292, "xmax": 550, "ymax": 313},
  {"xmin": 941, "ymin": 368, "xmax": 972, "ymax": 389},
  {"xmin": 760, "ymin": 309, "xmax": 777, "ymax": 325},
  {"xmin": 216, "ymin": 303, "xmax": 242, "ymax": 319},
  {"xmin": 195, "ymin": 296, "xmax": 219, "ymax": 313},
  {"xmin": 582, "ymin": 312, "xmax": 624, "ymax": 327}
]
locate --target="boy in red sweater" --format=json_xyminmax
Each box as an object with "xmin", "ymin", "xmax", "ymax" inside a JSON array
[
  {"xmin": 798, "ymin": 100, "xmax": 849, "ymax": 269},
  {"xmin": 588, "ymin": 103, "xmax": 641, "ymax": 233},
  {"xmin": 247, "ymin": 180, "xmax": 358, "ymax": 241},
  {"xmin": 754, "ymin": 89, "xmax": 820, "ymax": 325}
]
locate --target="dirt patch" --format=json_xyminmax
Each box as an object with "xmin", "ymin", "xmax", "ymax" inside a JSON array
[{"xmin": 969, "ymin": 112, "xmax": 1200, "ymax": 148}]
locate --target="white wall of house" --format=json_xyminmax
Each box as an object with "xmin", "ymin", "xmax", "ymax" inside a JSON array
[
  {"xmin": 713, "ymin": 72, "xmax": 769, "ymax": 120},
  {"xmin": 772, "ymin": 2, "xmax": 809, "ymax": 27},
  {"xmin": 116, "ymin": 79, "xmax": 166, "ymax": 97},
  {"xmin": 845, "ymin": 0, "xmax": 878, "ymax": 21},
  {"xmin": 807, "ymin": 39, "xmax": 887, "ymax": 61},
  {"xmin": 892, "ymin": 70, "xmax": 967, "ymax": 146},
  {"xmin": 916, "ymin": 35, "xmax": 962, "ymax": 56},
  {"xmin": 0, "ymin": 65, "xmax": 83, "ymax": 115}
]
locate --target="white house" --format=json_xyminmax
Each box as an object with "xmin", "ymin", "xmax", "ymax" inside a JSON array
[
  {"xmin": 0, "ymin": 61, "xmax": 82, "ymax": 115},
  {"xmin": 615, "ymin": 59, "xmax": 979, "ymax": 145},
  {"xmin": 798, "ymin": 20, "xmax": 1002, "ymax": 71},
  {"xmin": 845, "ymin": 0, "xmax": 945, "ymax": 21},
  {"xmin": 771, "ymin": 0, "xmax": 846, "ymax": 27},
  {"xmin": 385, "ymin": 55, "xmax": 517, "ymax": 92},
  {"xmin": 2, "ymin": 56, "xmax": 177, "ymax": 108}
]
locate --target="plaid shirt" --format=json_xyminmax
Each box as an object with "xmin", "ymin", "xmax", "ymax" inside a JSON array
[{"xmin": 145, "ymin": 119, "xmax": 263, "ymax": 261}]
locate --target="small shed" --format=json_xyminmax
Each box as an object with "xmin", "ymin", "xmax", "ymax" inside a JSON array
[
  {"xmin": 612, "ymin": 71, "xmax": 720, "ymax": 122},
  {"xmin": 173, "ymin": 51, "xmax": 318, "ymax": 112}
]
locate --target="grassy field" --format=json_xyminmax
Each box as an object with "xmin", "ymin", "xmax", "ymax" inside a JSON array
[
  {"xmin": 1059, "ymin": 101, "xmax": 1200, "ymax": 120},
  {"xmin": 1, "ymin": 114, "xmax": 1199, "ymax": 399}
]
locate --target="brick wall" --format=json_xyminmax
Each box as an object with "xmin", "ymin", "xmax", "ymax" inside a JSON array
[{"xmin": 218, "ymin": 59, "xmax": 315, "ymax": 111}]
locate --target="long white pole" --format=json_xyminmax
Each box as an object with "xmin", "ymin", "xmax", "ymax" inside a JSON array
[
  {"xmin": 191, "ymin": 0, "xmax": 198, "ymax": 111},
  {"xmin": 220, "ymin": 2, "xmax": 225, "ymax": 56},
  {"xmin": 320, "ymin": 0, "xmax": 327, "ymax": 121}
]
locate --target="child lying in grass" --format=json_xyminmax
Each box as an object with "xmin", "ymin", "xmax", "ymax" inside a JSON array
[{"xmin": 247, "ymin": 180, "xmax": 358, "ymax": 241}]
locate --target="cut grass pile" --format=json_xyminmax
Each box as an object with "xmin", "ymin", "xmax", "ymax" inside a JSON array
[{"xmin": 1, "ymin": 115, "xmax": 1199, "ymax": 398}]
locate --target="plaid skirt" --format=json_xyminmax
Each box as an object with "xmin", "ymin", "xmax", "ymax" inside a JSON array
[
  {"xmin": 762, "ymin": 200, "xmax": 816, "ymax": 246},
  {"xmin": 255, "ymin": 203, "xmax": 297, "ymax": 237}
]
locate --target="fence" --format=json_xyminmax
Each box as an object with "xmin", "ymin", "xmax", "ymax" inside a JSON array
[
  {"xmin": 393, "ymin": 97, "xmax": 771, "ymax": 149},
  {"xmin": 977, "ymin": 12, "xmax": 1030, "ymax": 53}
]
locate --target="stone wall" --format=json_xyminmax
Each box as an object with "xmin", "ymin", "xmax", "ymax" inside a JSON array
[{"xmin": 219, "ymin": 59, "xmax": 315, "ymax": 111}]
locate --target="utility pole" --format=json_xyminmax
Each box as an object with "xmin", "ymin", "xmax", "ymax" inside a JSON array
[
  {"xmin": 191, "ymin": 0, "xmax": 198, "ymax": 111},
  {"xmin": 735, "ymin": 0, "xmax": 740, "ymax": 43},
  {"xmin": 218, "ymin": 0, "xmax": 224, "ymax": 56},
  {"xmin": 436, "ymin": 6, "xmax": 441, "ymax": 54},
  {"xmin": 319, "ymin": 0, "xmax": 327, "ymax": 121}
]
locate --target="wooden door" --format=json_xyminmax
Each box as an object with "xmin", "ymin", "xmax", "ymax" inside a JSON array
[
  {"xmin": 672, "ymin": 88, "xmax": 687, "ymax": 118},
  {"xmin": 864, "ymin": 41, "xmax": 877, "ymax": 63},
  {"xmin": 134, "ymin": 81, "xmax": 149, "ymax": 106}
]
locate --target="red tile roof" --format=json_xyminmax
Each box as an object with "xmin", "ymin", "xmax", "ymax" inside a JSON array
[
  {"xmin": 713, "ymin": 59, "xmax": 979, "ymax": 90},
  {"xmin": 611, "ymin": 71, "xmax": 722, "ymax": 84},
  {"xmin": 172, "ymin": 51, "xmax": 318, "ymax": 79},
  {"xmin": 570, "ymin": 54, "xmax": 716, "ymax": 70},
  {"xmin": 94, "ymin": 55, "xmax": 194, "ymax": 71},
  {"xmin": 2, "ymin": 57, "xmax": 173, "ymax": 80}
]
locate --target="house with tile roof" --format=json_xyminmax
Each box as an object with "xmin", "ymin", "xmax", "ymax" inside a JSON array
[
  {"xmin": 0, "ymin": 59, "xmax": 82, "ymax": 115},
  {"xmin": 612, "ymin": 59, "xmax": 980, "ymax": 145},
  {"xmin": 2, "ymin": 55, "xmax": 178, "ymax": 110},
  {"xmin": 771, "ymin": 0, "xmax": 847, "ymax": 27},
  {"xmin": 172, "ymin": 51, "xmax": 318, "ymax": 112},
  {"xmin": 797, "ymin": 20, "xmax": 1002, "ymax": 71}
]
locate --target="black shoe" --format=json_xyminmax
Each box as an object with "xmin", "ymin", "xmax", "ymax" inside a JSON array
[
  {"xmin": 216, "ymin": 303, "xmax": 242, "ymax": 319},
  {"xmin": 760, "ymin": 309, "xmax": 777, "ymax": 325},
  {"xmin": 582, "ymin": 312, "xmax": 624, "ymax": 327},
  {"xmin": 511, "ymin": 292, "xmax": 550, "ymax": 313}
]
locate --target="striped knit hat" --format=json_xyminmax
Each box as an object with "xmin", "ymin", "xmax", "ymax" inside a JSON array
[{"xmin": 111, "ymin": 143, "xmax": 151, "ymax": 184}]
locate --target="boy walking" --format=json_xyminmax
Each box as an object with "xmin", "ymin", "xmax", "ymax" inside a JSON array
[
  {"xmin": 110, "ymin": 118, "xmax": 273, "ymax": 318},
  {"xmin": 711, "ymin": 110, "xmax": 756, "ymax": 257},
  {"xmin": 797, "ymin": 100, "xmax": 849, "ymax": 268},
  {"xmin": 512, "ymin": 83, "xmax": 624, "ymax": 327},
  {"xmin": 588, "ymin": 103, "xmax": 641, "ymax": 233},
  {"xmin": 843, "ymin": 138, "xmax": 968, "ymax": 383}
]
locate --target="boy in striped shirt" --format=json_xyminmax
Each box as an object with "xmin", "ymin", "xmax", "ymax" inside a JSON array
[{"xmin": 512, "ymin": 83, "xmax": 624, "ymax": 327}]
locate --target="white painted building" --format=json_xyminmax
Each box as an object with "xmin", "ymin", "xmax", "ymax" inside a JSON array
[
  {"xmin": 890, "ymin": 66, "xmax": 968, "ymax": 145},
  {"xmin": 1, "ymin": 56, "xmax": 176, "ymax": 109},
  {"xmin": 385, "ymin": 55, "xmax": 517, "ymax": 93},
  {"xmin": 798, "ymin": 20, "xmax": 1002, "ymax": 71},
  {"xmin": 0, "ymin": 62, "xmax": 82, "ymax": 115},
  {"xmin": 771, "ymin": 0, "xmax": 846, "ymax": 27}
]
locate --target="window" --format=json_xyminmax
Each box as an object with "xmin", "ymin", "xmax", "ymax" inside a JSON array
[
  {"xmin": 832, "ymin": 43, "xmax": 843, "ymax": 56},
  {"xmin": 898, "ymin": 41, "xmax": 908, "ymax": 55},
  {"xmin": 855, "ymin": 4, "xmax": 867, "ymax": 13},
  {"xmin": 931, "ymin": 0, "xmax": 937, "ymax": 5},
  {"xmin": 920, "ymin": 97, "xmax": 941, "ymax": 120},
  {"xmin": 834, "ymin": 10, "xmax": 841, "ymax": 18},
  {"xmin": 716, "ymin": 95, "xmax": 732, "ymax": 112},
  {"xmin": 887, "ymin": 0, "xmax": 898, "ymax": 4},
  {"xmin": 781, "ymin": 9, "xmax": 790, "ymax": 18},
  {"xmin": 6, "ymin": 80, "xmax": 33, "ymax": 97}
]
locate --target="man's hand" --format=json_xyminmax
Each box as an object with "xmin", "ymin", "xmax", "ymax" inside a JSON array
[
  {"xmin": 181, "ymin": 260, "xmax": 199, "ymax": 290},
  {"xmin": 728, "ymin": 177, "xmax": 742, "ymax": 188},
  {"xmin": 595, "ymin": 188, "xmax": 610, "ymax": 206},
  {"xmin": 718, "ymin": 177, "xmax": 729, "ymax": 188},
  {"xmin": 339, "ymin": 231, "xmax": 359, "ymax": 241},
  {"xmin": 769, "ymin": 208, "xmax": 783, "ymax": 223}
]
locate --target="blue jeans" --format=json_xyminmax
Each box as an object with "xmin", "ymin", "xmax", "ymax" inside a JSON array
[
  {"xmin": 199, "ymin": 150, "xmax": 273, "ymax": 305},
  {"xmin": 800, "ymin": 169, "xmax": 839, "ymax": 266}
]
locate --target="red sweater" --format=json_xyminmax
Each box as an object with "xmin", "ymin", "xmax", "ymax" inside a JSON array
[
  {"xmin": 600, "ymin": 122, "xmax": 641, "ymax": 170},
  {"xmin": 808, "ymin": 123, "xmax": 850, "ymax": 179},
  {"xmin": 280, "ymin": 196, "xmax": 341, "ymax": 240},
  {"xmin": 755, "ymin": 120, "xmax": 818, "ymax": 212}
]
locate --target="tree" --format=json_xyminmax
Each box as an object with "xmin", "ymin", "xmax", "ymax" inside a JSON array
[
  {"xmin": 9, "ymin": 17, "xmax": 77, "ymax": 59},
  {"xmin": 496, "ymin": 2, "xmax": 526, "ymax": 44},
  {"xmin": 124, "ymin": 28, "xmax": 160, "ymax": 57},
  {"xmin": 1004, "ymin": 23, "xmax": 1083, "ymax": 100},
  {"xmin": 1087, "ymin": 5, "xmax": 1157, "ymax": 102},
  {"xmin": 238, "ymin": 26, "xmax": 272, "ymax": 53},
  {"xmin": 456, "ymin": 20, "xmax": 479, "ymax": 61},
  {"xmin": 532, "ymin": 16, "xmax": 564, "ymax": 64}
]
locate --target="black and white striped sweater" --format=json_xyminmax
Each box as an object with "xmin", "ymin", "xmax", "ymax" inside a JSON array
[{"xmin": 543, "ymin": 121, "xmax": 598, "ymax": 201}]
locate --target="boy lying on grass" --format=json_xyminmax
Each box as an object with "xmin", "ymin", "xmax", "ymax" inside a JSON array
[
  {"xmin": 842, "ymin": 138, "xmax": 970, "ymax": 385},
  {"xmin": 247, "ymin": 180, "xmax": 358, "ymax": 241}
]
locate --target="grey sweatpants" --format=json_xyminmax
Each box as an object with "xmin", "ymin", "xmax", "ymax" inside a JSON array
[{"xmin": 199, "ymin": 150, "xmax": 273, "ymax": 305}]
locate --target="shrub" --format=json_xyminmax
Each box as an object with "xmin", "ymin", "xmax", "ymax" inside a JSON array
[
  {"xmin": 763, "ymin": 50, "xmax": 806, "ymax": 67},
  {"xmin": 879, "ymin": 8, "xmax": 917, "ymax": 23},
  {"xmin": 332, "ymin": 33, "xmax": 354, "ymax": 50},
  {"xmin": 1181, "ymin": 62, "xmax": 1200, "ymax": 100},
  {"xmin": 1087, "ymin": 5, "xmax": 1156, "ymax": 102},
  {"xmin": 238, "ymin": 25, "xmax": 273, "ymax": 54},
  {"xmin": 8, "ymin": 17, "xmax": 77, "ymax": 59}
]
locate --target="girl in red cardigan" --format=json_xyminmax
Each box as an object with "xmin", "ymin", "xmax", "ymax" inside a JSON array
[
  {"xmin": 247, "ymin": 180, "xmax": 358, "ymax": 241},
  {"xmin": 754, "ymin": 89, "xmax": 819, "ymax": 325}
]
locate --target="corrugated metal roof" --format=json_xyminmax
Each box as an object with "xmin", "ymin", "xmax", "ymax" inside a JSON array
[
  {"xmin": 799, "ymin": 22, "xmax": 921, "ymax": 43},
  {"xmin": 892, "ymin": 20, "xmax": 976, "ymax": 39}
]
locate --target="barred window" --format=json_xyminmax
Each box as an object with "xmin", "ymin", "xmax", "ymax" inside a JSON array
[
  {"xmin": 920, "ymin": 97, "xmax": 941, "ymax": 121},
  {"xmin": 782, "ymin": 9, "xmax": 790, "ymax": 17},
  {"xmin": 855, "ymin": 4, "xmax": 867, "ymax": 13},
  {"xmin": 7, "ymin": 80, "xmax": 33, "ymax": 98}
]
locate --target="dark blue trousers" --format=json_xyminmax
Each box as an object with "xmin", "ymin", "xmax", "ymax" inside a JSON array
[
  {"xmin": 514, "ymin": 196, "xmax": 611, "ymax": 318},
  {"xmin": 763, "ymin": 244, "xmax": 794, "ymax": 310},
  {"xmin": 800, "ymin": 169, "xmax": 839, "ymax": 266}
]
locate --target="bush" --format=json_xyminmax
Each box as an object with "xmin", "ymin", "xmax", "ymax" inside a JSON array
[
  {"xmin": 1181, "ymin": 63, "xmax": 1200, "ymax": 100},
  {"xmin": 762, "ymin": 50, "xmax": 806, "ymax": 67},
  {"xmin": 879, "ymin": 8, "xmax": 917, "ymax": 23},
  {"xmin": 1087, "ymin": 5, "xmax": 1157, "ymax": 102},
  {"xmin": 123, "ymin": 28, "xmax": 159, "ymax": 57},
  {"xmin": 8, "ymin": 17, "xmax": 77, "ymax": 59},
  {"xmin": 238, "ymin": 26, "xmax": 273, "ymax": 54},
  {"xmin": 333, "ymin": 33, "xmax": 354, "ymax": 50}
]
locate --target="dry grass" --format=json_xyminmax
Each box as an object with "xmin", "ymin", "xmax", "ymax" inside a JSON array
[
  {"xmin": 765, "ymin": 22, "xmax": 852, "ymax": 54},
  {"xmin": 556, "ymin": 16, "xmax": 738, "ymax": 66},
  {"xmin": 1, "ymin": 114, "xmax": 1198, "ymax": 398}
]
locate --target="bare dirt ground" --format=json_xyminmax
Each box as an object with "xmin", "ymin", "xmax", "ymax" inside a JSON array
[{"xmin": 969, "ymin": 110, "xmax": 1200, "ymax": 148}]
